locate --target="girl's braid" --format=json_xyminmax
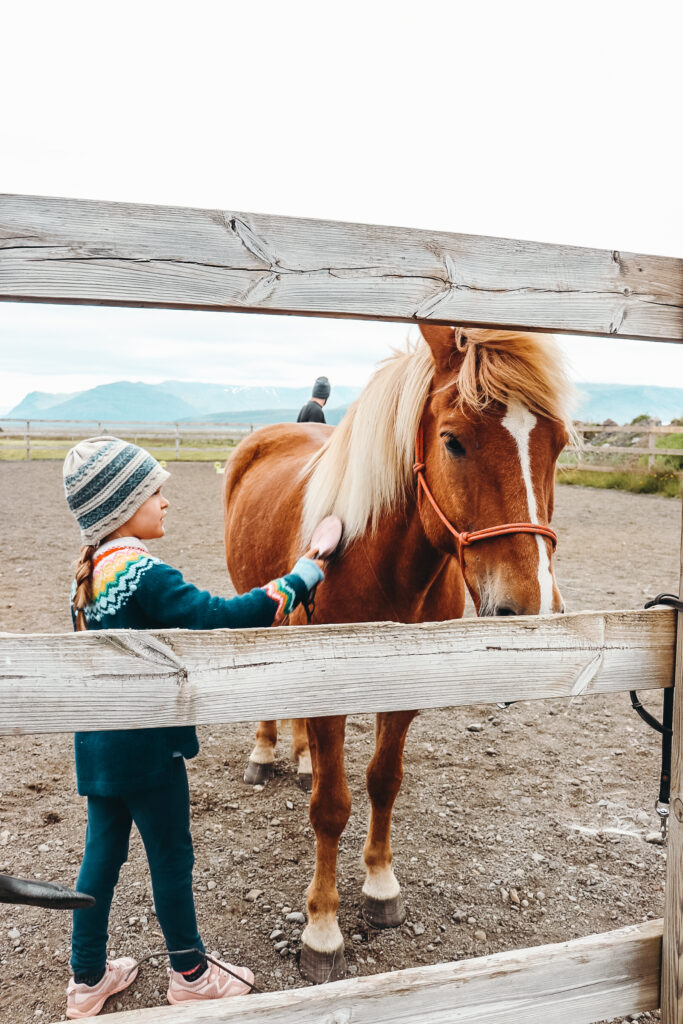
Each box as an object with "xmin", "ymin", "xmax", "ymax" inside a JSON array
[{"xmin": 73, "ymin": 545, "xmax": 96, "ymax": 632}]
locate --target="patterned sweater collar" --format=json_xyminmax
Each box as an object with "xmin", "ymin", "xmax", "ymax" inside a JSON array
[
  {"xmin": 81, "ymin": 537, "xmax": 158, "ymax": 623},
  {"xmin": 95, "ymin": 536, "xmax": 149, "ymax": 558}
]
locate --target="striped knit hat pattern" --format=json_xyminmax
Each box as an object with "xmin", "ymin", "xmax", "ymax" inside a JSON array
[{"xmin": 63, "ymin": 436, "xmax": 170, "ymax": 546}]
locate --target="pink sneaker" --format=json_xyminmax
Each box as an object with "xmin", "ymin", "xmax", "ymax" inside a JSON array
[
  {"xmin": 66, "ymin": 957, "xmax": 138, "ymax": 1019},
  {"xmin": 167, "ymin": 958, "xmax": 254, "ymax": 1004}
]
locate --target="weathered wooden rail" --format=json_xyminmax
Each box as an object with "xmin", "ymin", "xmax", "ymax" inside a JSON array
[
  {"xmin": 0, "ymin": 609, "xmax": 675, "ymax": 735},
  {"xmin": 1, "ymin": 194, "xmax": 682, "ymax": 341},
  {"xmin": 50, "ymin": 921, "xmax": 668, "ymax": 1024},
  {"xmin": 0, "ymin": 192, "xmax": 682, "ymax": 1024}
]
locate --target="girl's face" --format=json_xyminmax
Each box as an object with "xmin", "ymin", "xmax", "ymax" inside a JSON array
[{"xmin": 107, "ymin": 488, "xmax": 169, "ymax": 541}]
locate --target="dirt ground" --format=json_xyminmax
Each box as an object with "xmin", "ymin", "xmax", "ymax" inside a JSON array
[{"xmin": 0, "ymin": 461, "xmax": 681, "ymax": 1023}]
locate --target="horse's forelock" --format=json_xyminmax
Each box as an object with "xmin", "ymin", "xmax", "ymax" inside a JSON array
[{"xmin": 448, "ymin": 329, "xmax": 575, "ymax": 429}]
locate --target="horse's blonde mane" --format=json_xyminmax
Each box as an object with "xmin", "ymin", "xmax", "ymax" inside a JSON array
[{"xmin": 301, "ymin": 330, "xmax": 574, "ymax": 548}]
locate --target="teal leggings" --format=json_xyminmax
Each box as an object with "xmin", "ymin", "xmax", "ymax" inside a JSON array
[{"xmin": 71, "ymin": 757, "xmax": 204, "ymax": 976}]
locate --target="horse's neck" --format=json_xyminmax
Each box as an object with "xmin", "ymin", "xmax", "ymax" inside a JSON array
[{"xmin": 355, "ymin": 497, "xmax": 459, "ymax": 622}]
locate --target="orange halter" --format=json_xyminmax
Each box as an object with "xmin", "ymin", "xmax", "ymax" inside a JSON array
[{"xmin": 413, "ymin": 421, "xmax": 558, "ymax": 571}]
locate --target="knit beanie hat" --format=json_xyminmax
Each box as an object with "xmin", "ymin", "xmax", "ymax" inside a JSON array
[
  {"xmin": 63, "ymin": 436, "xmax": 170, "ymax": 547},
  {"xmin": 312, "ymin": 376, "xmax": 331, "ymax": 400}
]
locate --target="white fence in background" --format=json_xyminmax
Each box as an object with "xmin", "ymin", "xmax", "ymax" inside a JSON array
[
  {"xmin": 0, "ymin": 418, "xmax": 254, "ymax": 459},
  {"xmin": 565, "ymin": 423, "xmax": 683, "ymax": 473},
  {"xmin": 2, "ymin": 417, "xmax": 683, "ymax": 474}
]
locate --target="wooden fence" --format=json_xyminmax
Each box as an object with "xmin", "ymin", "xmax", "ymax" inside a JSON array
[
  {"xmin": 0, "ymin": 418, "xmax": 253, "ymax": 459},
  {"xmin": 0, "ymin": 192, "xmax": 682, "ymax": 1024},
  {"xmin": 564, "ymin": 423, "xmax": 683, "ymax": 474}
]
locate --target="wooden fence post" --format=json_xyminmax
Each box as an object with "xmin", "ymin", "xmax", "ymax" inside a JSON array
[
  {"xmin": 661, "ymin": 494, "xmax": 683, "ymax": 1023},
  {"xmin": 175, "ymin": 423, "xmax": 180, "ymax": 458},
  {"xmin": 24, "ymin": 420, "xmax": 30, "ymax": 460},
  {"xmin": 649, "ymin": 430, "xmax": 657, "ymax": 471}
]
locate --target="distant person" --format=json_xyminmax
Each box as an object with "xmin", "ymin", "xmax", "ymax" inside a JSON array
[{"xmin": 297, "ymin": 376, "xmax": 330, "ymax": 423}]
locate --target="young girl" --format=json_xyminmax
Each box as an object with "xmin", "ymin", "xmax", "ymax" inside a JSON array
[{"xmin": 62, "ymin": 436, "xmax": 323, "ymax": 1019}]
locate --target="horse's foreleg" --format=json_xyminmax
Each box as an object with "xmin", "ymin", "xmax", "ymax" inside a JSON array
[
  {"xmin": 362, "ymin": 709, "xmax": 418, "ymax": 928},
  {"xmin": 290, "ymin": 718, "xmax": 312, "ymax": 792},
  {"xmin": 244, "ymin": 720, "xmax": 278, "ymax": 785},
  {"xmin": 300, "ymin": 715, "xmax": 350, "ymax": 983}
]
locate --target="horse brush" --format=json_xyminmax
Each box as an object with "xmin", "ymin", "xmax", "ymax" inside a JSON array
[
  {"xmin": 301, "ymin": 515, "xmax": 342, "ymax": 623},
  {"xmin": 304, "ymin": 514, "xmax": 343, "ymax": 561}
]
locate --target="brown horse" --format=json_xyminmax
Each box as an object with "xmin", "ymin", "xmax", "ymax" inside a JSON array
[{"xmin": 223, "ymin": 325, "xmax": 572, "ymax": 982}]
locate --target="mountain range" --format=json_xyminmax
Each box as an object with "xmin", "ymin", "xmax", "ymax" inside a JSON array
[
  {"xmin": 3, "ymin": 381, "xmax": 362, "ymax": 424},
  {"xmin": 2, "ymin": 379, "xmax": 683, "ymax": 426}
]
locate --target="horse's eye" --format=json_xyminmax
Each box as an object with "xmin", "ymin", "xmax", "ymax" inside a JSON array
[{"xmin": 442, "ymin": 434, "xmax": 465, "ymax": 457}]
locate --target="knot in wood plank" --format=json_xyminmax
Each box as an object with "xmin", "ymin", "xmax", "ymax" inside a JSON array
[{"xmin": 99, "ymin": 632, "xmax": 188, "ymax": 684}]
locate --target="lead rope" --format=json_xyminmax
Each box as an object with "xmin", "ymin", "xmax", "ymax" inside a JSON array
[
  {"xmin": 304, "ymin": 589, "xmax": 317, "ymax": 624},
  {"xmin": 630, "ymin": 593, "xmax": 683, "ymax": 841},
  {"xmin": 125, "ymin": 948, "xmax": 258, "ymax": 990}
]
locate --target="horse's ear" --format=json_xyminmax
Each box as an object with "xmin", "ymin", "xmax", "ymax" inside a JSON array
[{"xmin": 419, "ymin": 325, "xmax": 457, "ymax": 373}]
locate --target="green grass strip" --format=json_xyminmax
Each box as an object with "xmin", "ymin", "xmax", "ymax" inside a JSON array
[{"xmin": 557, "ymin": 467, "xmax": 682, "ymax": 498}]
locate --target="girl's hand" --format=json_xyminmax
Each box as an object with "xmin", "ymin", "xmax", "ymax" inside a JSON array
[{"xmin": 290, "ymin": 557, "xmax": 325, "ymax": 592}]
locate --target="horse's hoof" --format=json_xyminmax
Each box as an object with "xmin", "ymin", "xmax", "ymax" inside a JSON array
[
  {"xmin": 362, "ymin": 892, "xmax": 406, "ymax": 929},
  {"xmin": 243, "ymin": 761, "xmax": 274, "ymax": 786},
  {"xmin": 299, "ymin": 943, "xmax": 346, "ymax": 983},
  {"xmin": 297, "ymin": 772, "xmax": 313, "ymax": 793}
]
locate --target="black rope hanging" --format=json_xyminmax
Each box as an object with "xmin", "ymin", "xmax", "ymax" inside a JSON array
[{"xmin": 630, "ymin": 593, "xmax": 683, "ymax": 839}]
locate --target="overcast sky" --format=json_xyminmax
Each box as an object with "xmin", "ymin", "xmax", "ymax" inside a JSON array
[{"xmin": 1, "ymin": 1, "xmax": 682, "ymax": 412}]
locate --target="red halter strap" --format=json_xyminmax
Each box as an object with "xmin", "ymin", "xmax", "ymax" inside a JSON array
[{"xmin": 412, "ymin": 421, "xmax": 558, "ymax": 571}]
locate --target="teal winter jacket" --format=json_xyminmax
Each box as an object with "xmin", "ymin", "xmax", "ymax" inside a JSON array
[{"xmin": 71, "ymin": 537, "xmax": 309, "ymax": 796}]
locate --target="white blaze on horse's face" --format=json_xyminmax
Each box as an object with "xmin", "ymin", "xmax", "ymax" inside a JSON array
[{"xmin": 499, "ymin": 400, "xmax": 560, "ymax": 615}]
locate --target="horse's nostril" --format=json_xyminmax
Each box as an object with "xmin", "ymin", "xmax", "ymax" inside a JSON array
[{"xmin": 495, "ymin": 605, "xmax": 518, "ymax": 616}]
